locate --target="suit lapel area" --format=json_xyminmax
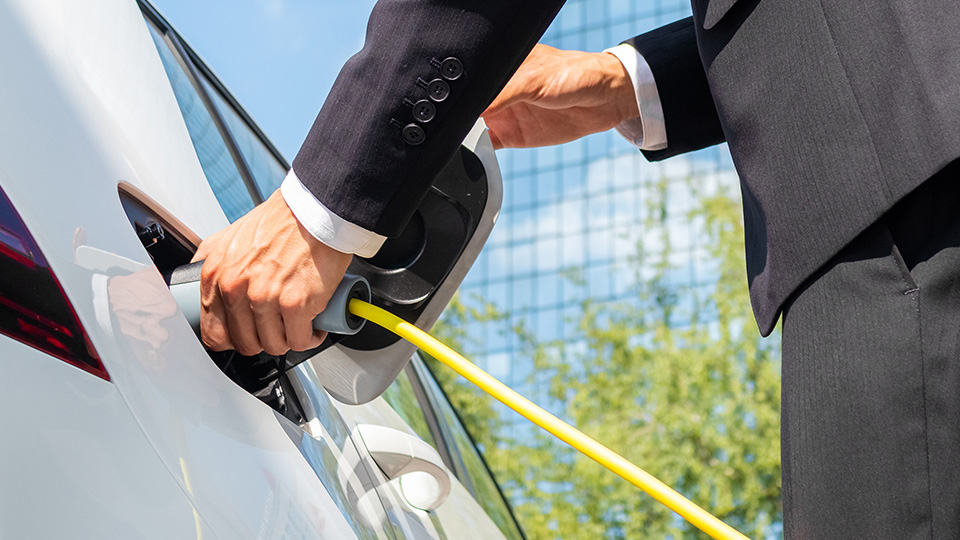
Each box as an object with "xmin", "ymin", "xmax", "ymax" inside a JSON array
[{"xmin": 697, "ymin": 0, "xmax": 742, "ymax": 29}]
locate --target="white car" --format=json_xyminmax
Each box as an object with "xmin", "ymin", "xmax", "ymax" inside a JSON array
[{"xmin": 0, "ymin": 1, "xmax": 525, "ymax": 538}]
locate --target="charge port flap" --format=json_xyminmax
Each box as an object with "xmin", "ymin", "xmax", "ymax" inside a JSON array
[{"xmin": 311, "ymin": 121, "xmax": 502, "ymax": 405}]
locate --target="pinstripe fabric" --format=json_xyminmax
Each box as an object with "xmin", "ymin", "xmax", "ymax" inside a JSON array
[
  {"xmin": 781, "ymin": 163, "xmax": 960, "ymax": 539},
  {"xmin": 292, "ymin": 0, "xmax": 565, "ymax": 237},
  {"xmin": 630, "ymin": 0, "xmax": 960, "ymax": 335}
]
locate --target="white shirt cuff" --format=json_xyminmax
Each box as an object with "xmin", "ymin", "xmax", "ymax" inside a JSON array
[
  {"xmin": 604, "ymin": 44, "xmax": 667, "ymax": 151},
  {"xmin": 280, "ymin": 170, "xmax": 386, "ymax": 258}
]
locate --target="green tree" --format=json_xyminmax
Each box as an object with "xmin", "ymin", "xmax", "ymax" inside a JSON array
[{"xmin": 433, "ymin": 178, "xmax": 782, "ymax": 539}]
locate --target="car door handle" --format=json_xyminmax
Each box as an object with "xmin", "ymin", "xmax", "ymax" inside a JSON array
[{"xmin": 354, "ymin": 424, "xmax": 451, "ymax": 511}]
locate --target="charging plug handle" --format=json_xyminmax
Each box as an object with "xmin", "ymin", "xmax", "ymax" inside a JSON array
[{"xmin": 169, "ymin": 261, "xmax": 371, "ymax": 336}]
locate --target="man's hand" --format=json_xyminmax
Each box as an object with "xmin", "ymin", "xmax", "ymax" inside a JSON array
[
  {"xmin": 191, "ymin": 190, "xmax": 353, "ymax": 356},
  {"xmin": 483, "ymin": 44, "xmax": 639, "ymax": 149}
]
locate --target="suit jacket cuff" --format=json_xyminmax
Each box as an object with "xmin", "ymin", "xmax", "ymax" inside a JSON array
[
  {"xmin": 280, "ymin": 170, "xmax": 386, "ymax": 258},
  {"xmin": 624, "ymin": 17, "xmax": 725, "ymax": 161},
  {"xmin": 604, "ymin": 44, "xmax": 667, "ymax": 151}
]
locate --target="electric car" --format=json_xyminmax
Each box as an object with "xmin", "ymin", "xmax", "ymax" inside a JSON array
[{"xmin": 0, "ymin": 0, "xmax": 524, "ymax": 538}]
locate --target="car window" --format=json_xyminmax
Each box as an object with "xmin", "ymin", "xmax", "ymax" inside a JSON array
[
  {"xmin": 198, "ymin": 76, "xmax": 287, "ymax": 197},
  {"xmin": 146, "ymin": 23, "xmax": 256, "ymax": 222},
  {"xmin": 380, "ymin": 366, "xmax": 438, "ymax": 449},
  {"xmin": 412, "ymin": 356, "xmax": 526, "ymax": 540}
]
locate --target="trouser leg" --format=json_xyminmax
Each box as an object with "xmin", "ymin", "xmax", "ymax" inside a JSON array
[
  {"xmin": 888, "ymin": 170, "xmax": 960, "ymax": 539},
  {"xmin": 780, "ymin": 167, "xmax": 960, "ymax": 539}
]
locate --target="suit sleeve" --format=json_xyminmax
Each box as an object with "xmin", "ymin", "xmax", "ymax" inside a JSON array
[
  {"xmin": 291, "ymin": 0, "xmax": 565, "ymax": 239},
  {"xmin": 623, "ymin": 17, "xmax": 726, "ymax": 162}
]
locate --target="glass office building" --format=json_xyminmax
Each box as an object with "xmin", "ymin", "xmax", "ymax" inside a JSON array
[{"xmin": 457, "ymin": 0, "xmax": 740, "ymax": 411}]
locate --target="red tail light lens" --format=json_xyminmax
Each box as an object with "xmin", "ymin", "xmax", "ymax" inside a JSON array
[{"xmin": 0, "ymin": 186, "xmax": 108, "ymax": 381}]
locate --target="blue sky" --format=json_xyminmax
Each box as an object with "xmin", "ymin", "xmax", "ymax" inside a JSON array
[{"xmin": 151, "ymin": 0, "xmax": 377, "ymax": 160}]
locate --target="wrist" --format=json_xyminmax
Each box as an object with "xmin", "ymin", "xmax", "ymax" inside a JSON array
[
  {"xmin": 279, "ymin": 171, "xmax": 387, "ymax": 257},
  {"xmin": 600, "ymin": 51, "xmax": 640, "ymax": 124}
]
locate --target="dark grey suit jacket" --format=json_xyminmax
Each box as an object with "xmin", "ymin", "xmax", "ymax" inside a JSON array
[
  {"xmin": 294, "ymin": 0, "xmax": 960, "ymax": 335},
  {"xmin": 292, "ymin": 0, "xmax": 564, "ymax": 235},
  {"xmin": 630, "ymin": 0, "xmax": 960, "ymax": 334}
]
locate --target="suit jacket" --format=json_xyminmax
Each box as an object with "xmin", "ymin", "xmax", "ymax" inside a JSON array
[
  {"xmin": 630, "ymin": 0, "xmax": 960, "ymax": 334},
  {"xmin": 292, "ymin": 0, "xmax": 564, "ymax": 236},
  {"xmin": 294, "ymin": 0, "xmax": 960, "ymax": 336}
]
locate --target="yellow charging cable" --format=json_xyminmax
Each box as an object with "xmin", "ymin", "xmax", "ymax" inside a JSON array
[{"xmin": 348, "ymin": 299, "xmax": 751, "ymax": 540}]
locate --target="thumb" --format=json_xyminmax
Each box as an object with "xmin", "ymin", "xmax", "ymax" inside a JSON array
[
  {"xmin": 191, "ymin": 229, "xmax": 225, "ymax": 263},
  {"xmin": 486, "ymin": 128, "xmax": 505, "ymax": 150},
  {"xmin": 484, "ymin": 43, "xmax": 562, "ymax": 116},
  {"xmin": 483, "ymin": 79, "xmax": 531, "ymax": 117},
  {"xmin": 191, "ymin": 241, "xmax": 213, "ymax": 263}
]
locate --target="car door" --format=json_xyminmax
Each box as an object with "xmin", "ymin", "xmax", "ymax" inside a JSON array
[
  {"xmin": 323, "ymin": 355, "xmax": 527, "ymax": 540},
  {"xmin": 142, "ymin": 3, "xmax": 519, "ymax": 539},
  {"xmin": 137, "ymin": 5, "xmax": 401, "ymax": 539}
]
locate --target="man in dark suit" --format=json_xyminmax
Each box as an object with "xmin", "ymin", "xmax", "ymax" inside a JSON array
[{"xmin": 194, "ymin": 1, "xmax": 960, "ymax": 536}]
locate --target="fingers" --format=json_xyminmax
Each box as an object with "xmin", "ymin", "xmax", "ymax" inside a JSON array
[
  {"xmin": 199, "ymin": 259, "xmax": 236, "ymax": 351},
  {"xmin": 195, "ymin": 190, "xmax": 353, "ymax": 356},
  {"xmin": 253, "ymin": 308, "xmax": 287, "ymax": 356},
  {"xmin": 487, "ymin": 128, "xmax": 504, "ymax": 150},
  {"xmin": 483, "ymin": 43, "xmax": 556, "ymax": 115},
  {"xmin": 484, "ymin": 44, "xmax": 642, "ymax": 149},
  {"xmin": 200, "ymin": 280, "xmax": 234, "ymax": 352},
  {"xmin": 192, "ymin": 228, "xmax": 224, "ymax": 262},
  {"xmin": 217, "ymin": 267, "xmax": 262, "ymax": 356},
  {"xmin": 483, "ymin": 82, "xmax": 529, "ymax": 116},
  {"xmin": 280, "ymin": 292, "xmax": 325, "ymax": 351},
  {"xmin": 282, "ymin": 315, "xmax": 325, "ymax": 352}
]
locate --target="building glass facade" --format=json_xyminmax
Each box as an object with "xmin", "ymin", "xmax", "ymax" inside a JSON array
[{"xmin": 458, "ymin": 0, "xmax": 740, "ymax": 412}]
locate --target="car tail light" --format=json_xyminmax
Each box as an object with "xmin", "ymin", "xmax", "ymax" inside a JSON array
[{"xmin": 0, "ymin": 186, "xmax": 108, "ymax": 381}]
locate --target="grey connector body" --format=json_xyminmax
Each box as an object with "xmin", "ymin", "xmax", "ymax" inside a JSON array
[{"xmin": 168, "ymin": 261, "xmax": 371, "ymax": 337}]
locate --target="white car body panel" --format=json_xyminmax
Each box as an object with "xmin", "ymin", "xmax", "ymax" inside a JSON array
[
  {"xmin": 1, "ymin": 1, "xmax": 382, "ymax": 537},
  {"xmin": 325, "ymin": 377, "xmax": 511, "ymax": 539},
  {"xmin": 0, "ymin": 341, "xmax": 213, "ymax": 539},
  {"xmin": 0, "ymin": 0, "xmax": 516, "ymax": 539}
]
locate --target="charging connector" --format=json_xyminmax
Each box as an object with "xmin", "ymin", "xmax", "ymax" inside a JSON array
[{"xmin": 169, "ymin": 261, "xmax": 371, "ymax": 336}]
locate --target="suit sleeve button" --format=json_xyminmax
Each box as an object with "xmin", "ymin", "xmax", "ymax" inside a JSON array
[
  {"xmin": 427, "ymin": 79, "xmax": 450, "ymax": 102},
  {"xmin": 413, "ymin": 100, "xmax": 437, "ymax": 123},
  {"xmin": 402, "ymin": 124, "xmax": 426, "ymax": 145},
  {"xmin": 440, "ymin": 57, "xmax": 463, "ymax": 80}
]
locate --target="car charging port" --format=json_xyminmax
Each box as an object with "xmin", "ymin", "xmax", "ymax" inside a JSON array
[{"xmin": 119, "ymin": 187, "xmax": 308, "ymax": 422}]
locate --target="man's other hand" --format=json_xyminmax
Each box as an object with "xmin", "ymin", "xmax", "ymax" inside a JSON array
[
  {"xmin": 483, "ymin": 44, "xmax": 639, "ymax": 149},
  {"xmin": 191, "ymin": 190, "xmax": 353, "ymax": 356}
]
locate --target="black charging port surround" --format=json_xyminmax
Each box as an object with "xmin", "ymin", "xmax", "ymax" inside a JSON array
[
  {"xmin": 338, "ymin": 146, "xmax": 488, "ymax": 351},
  {"xmin": 121, "ymin": 124, "xmax": 501, "ymax": 407}
]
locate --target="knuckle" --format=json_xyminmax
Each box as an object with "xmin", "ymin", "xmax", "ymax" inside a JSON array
[
  {"xmin": 287, "ymin": 340, "xmax": 309, "ymax": 353},
  {"xmin": 305, "ymin": 294, "xmax": 330, "ymax": 316},
  {"xmin": 199, "ymin": 261, "xmax": 216, "ymax": 282},
  {"xmin": 263, "ymin": 341, "xmax": 289, "ymax": 356},
  {"xmin": 287, "ymin": 331, "xmax": 313, "ymax": 352},
  {"xmin": 235, "ymin": 341, "xmax": 262, "ymax": 356},
  {"xmin": 219, "ymin": 277, "xmax": 248, "ymax": 306},
  {"xmin": 278, "ymin": 292, "xmax": 308, "ymax": 315},
  {"xmin": 247, "ymin": 289, "xmax": 268, "ymax": 312},
  {"xmin": 208, "ymin": 341, "xmax": 233, "ymax": 352},
  {"xmin": 247, "ymin": 285, "xmax": 279, "ymax": 314},
  {"xmin": 201, "ymin": 327, "xmax": 230, "ymax": 352}
]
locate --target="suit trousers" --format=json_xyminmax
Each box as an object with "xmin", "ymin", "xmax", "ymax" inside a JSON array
[{"xmin": 780, "ymin": 161, "xmax": 960, "ymax": 539}]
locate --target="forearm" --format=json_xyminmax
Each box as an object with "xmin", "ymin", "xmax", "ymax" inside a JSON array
[{"xmin": 291, "ymin": 0, "xmax": 565, "ymax": 244}]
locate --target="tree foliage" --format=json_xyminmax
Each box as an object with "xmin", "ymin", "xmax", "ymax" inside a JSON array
[{"xmin": 431, "ymin": 178, "xmax": 782, "ymax": 539}]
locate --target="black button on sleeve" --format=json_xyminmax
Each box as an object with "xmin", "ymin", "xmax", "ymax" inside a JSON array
[
  {"xmin": 427, "ymin": 79, "xmax": 450, "ymax": 102},
  {"xmin": 412, "ymin": 100, "xmax": 436, "ymax": 123},
  {"xmin": 440, "ymin": 57, "xmax": 463, "ymax": 80},
  {"xmin": 402, "ymin": 123, "xmax": 426, "ymax": 145}
]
